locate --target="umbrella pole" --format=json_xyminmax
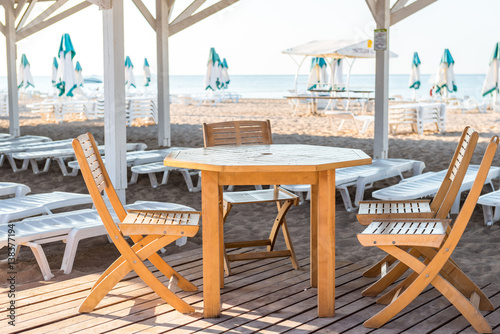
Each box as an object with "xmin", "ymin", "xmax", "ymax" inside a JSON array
[
  {"xmin": 412, "ymin": 88, "xmax": 416, "ymax": 101},
  {"xmin": 345, "ymin": 58, "xmax": 355, "ymax": 111}
]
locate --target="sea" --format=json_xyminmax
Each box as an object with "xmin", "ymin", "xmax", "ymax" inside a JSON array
[{"xmin": 3, "ymin": 74, "xmax": 488, "ymax": 101}]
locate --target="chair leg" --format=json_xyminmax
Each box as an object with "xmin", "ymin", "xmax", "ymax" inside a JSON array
[
  {"xmin": 81, "ymin": 235, "xmax": 195, "ymax": 314},
  {"xmin": 362, "ymin": 254, "xmax": 400, "ymax": 277},
  {"xmin": 268, "ymin": 199, "xmax": 299, "ymax": 269},
  {"xmin": 362, "ymin": 248, "xmax": 421, "ymax": 297},
  {"xmin": 222, "ymin": 201, "xmax": 233, "ymax": 276}
]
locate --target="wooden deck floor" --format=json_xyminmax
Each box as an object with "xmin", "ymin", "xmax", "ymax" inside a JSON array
[{"xmin": 1, "ymin": 247, "xmax": 498, "ymax": 333}]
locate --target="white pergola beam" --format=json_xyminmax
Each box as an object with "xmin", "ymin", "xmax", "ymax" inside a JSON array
[
  {"xmin": 86, "ymin": 0, "xmax": 111, "ymax": 10},
  {"xmin": 103, "ymin": 0, "xmax": 127, "ymax": 202},
  {"xmin": 156, "ymin": 0, "xmax": 171, "ymax": 147},
  {"xmin": 17, "ymin": 0, "xmax": 69, "ymax": 36},
  {"xmin": 390, "ymin": 0, "xmax": 409, "ymax": 13},
  {"xmin": 373, "ymin": 0, "xmax": 390, "ymax": 159},
  {"xmin": 14, "ymin": 0, "xmax": 27, "ymax": 18},
  {"xmin": 17, "ymin": 1, "xmax": 91, "ymax": 41},
  {"xmin": 131, "ymin": 0, "xmax": 156, "ymax": 30},
  {"xmin": 365, "ymin": 0, "xmax": 377, "ymax": 22},
  {"xmin": 16, "ymin": 0, "xmax": 37, "ymax": 31},
  {"xmin": 391, "ymin": 0, "xmax": 439, "ymax": 26},
  {"xmin": 5, "ymin": 1, "xmax": 19, "ymax": 137},
  {"xmin": 169, "ymin": 0, "xmax": 239, "ymax": 36},
  {"xmin": 170, "ymin": 0, "xmax": 205, "ymax": 25}
]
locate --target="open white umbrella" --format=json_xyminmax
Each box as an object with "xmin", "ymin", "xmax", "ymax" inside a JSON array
[
  {"xmin": 125, "ymin": 56, "xmax": 136, "ymax": 89},
  {"xmin": 434, "ymin": 48, "xmax": 457, "ymax": 97},
  {"xmin": 307, "ymin": 57, "xmax": 328, "ymax": 90},
  {"xmin": 17, "ymin": 54, "xmax": 35, "ymax": 89},
  {"xmin": 51, "ymin": 57, "xmax": 58, "ymax": 87},
  {"xmin": 220, "ymin": 58, "xmax": 230, "ymax": 89},
  {"xmin": 143, "ymin": 58, "xmax": 151, "ymax": 87},
  {"xmin": 55, "ymin": 33, "xmax": 77, "ymax": 97},
  {"xmin": 481, "ymin": 42, "xmax": 500, "ymax": 110},
  {"xmin": 75, "ymin": 61, "xmax": 83, "ymax": 87},
  {"xmin": 409, "ymin": 52, "xmax": 421, "ymax": 100},
  {"xmin": 205, "ymin": 47, "xmax": 221, "ymax": 91}
]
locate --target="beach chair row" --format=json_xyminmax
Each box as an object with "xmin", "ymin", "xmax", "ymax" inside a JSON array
[
  {"xmin": 0, "ymin": 183, "xmax": 195, "ymax": 281},
  {"xmin": 388, "ymin": 102, "xmax": 446, "ymax": 134}
]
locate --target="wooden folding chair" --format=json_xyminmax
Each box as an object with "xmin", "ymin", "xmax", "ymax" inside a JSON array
[
  {"xmin": 357, "ymin": 136, "xmax": 498, "ymax": 333},
  {"xmin": 357, "ymin": 126, "xmax": 478, "ymax": 289},
  {"xmin": 203, "ymin": 120, "xmax": 300, "ymax": 276},
  {"xmin": 73, "ymin": 133, "xmax": 200, "ymax": 314}
]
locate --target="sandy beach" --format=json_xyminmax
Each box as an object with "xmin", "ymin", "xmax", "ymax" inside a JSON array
[{"xmin": 1, "ymin": 98, "xmax": 500, "ymax": 289}]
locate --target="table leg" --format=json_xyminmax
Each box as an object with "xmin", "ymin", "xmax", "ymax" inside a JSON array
[
  {"xmin": 310, "ymin": 183, "xmax": 318, "ymax": 288},
  {"xmin": 202, "ymin": 171, "xmax": 222, "ymax": 317},
  {"xmin": 317, "ymin": 169, "xmax": 335, "ymax": 317}
]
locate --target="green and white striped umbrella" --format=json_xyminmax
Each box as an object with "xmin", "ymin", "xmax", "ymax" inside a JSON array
[
  {"xmin": 434, "ymin": 48, "xmax": 457, "ymax": 96},
  {"xmin": 205, "ymin": 48, "xmax": 221, "ymax": 91},
  {"xmin": 143, "ymin": 58, "xmax": 151, "ymax": 87},
  {"xmin": 220, "ymin": 58, "xmax": 230, "ymax": 89},
  {"xmin": 409, "ymin": 52, "xmax": 421, "ymax": 89},
  {"xmin": 125, "ymin": 56, "xmax": 136, "ymax": 89},
  {"xmin": 307, "ymin": 57, "xmax": 328, "ymax": 90},
  {"xmin": 409, "ymin": 52, "xmax": 421, "ymax": 100},
  {"xmin": 17, "ymin": 54, "xmax": 35, "ymax": 89},
  {"xmin": 75, "ymin": 61, "xmax": 83, "ymax": 87},
  {"xmin": 481, "ymin": 42, "xmax": 500, "ymax": 101},
  {"xmin": 51, "ymin": 57, "xmax": 58, "ymax": 87},
  {"xmin": 55, "ymin": 34, "xmax": 77, "ymax": 97}
]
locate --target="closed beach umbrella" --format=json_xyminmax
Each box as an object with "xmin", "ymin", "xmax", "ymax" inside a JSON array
[
  {"xmin": 143, "ymin": 58, "xmax": 151, "ymax": 87},
  {"xmin": 205, "ymin": 47, "xmax": 221, "ymax": 91},
  {"xmin": 75, "ymin": 61, "xmax": 83, "ymax": 87},
  {"xmin": 307, "ymin": 57, "xmax": 328, "ymax": 90},
  {"xmin": 331, "ymin": 58, "xmax": 344, "ymax": 89},
  {"xmin": 55, "ymin": 33, "xmax": 77, "ymax": 97},
  {"xmin": 434, "ymin": 48, "xmax": 457, "ymax": 97},
  {"xmin": 125, "ymin": 56, "xmax": 136, "ymax": 89},
  {"xmin": 220, "ymin": 58, "xmax": 230, "ymax": 89},
  {"xmin": 51, "ymin": 57, "xmax": 58, "ymax": 87},
  {"xmin": 17, "ymin": 54, "xmax": 35, "ymax": 89},
  {"xmin": 481, "ymin": 42, "xmax": 500, "ymax": 109},
  {"xmin": 409, "ymin": 52, "xmax": 421, "ymax": 100}
]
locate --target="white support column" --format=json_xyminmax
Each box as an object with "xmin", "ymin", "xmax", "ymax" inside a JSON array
[
  {"xmin": 373, "ymin": 0, "xmax": 390, "ymax": 159},
  {"xmin": 5, "ymin": 0, "xmax": 19, "ymax": 137},
  {"xmin": 103, "ymin": 0, "xmax": 127, "ymax": 202},
  {"xmin": 156, "ymin": 0, "xmax": 171, "ymax": 147}
]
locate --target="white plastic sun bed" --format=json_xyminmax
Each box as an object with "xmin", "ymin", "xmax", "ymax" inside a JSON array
[
  {"xmin": 9, "ymin": 142, "xmax": 147, "ymax": 175},
  {"xmin": 0, "ymin": 182, "xmax": 31, "ymax": 198},
  {"xmin": 0, "ymin": 201, "xmax": 196, "ymax": 280},
  {"xmin": 129, "ymin": 162, "xmax": 201, "ymax": 191},
  {"xmin": 67, "ymin": 148, "xmax": 185, "ymax": 171},
  {"xmin": 0, "ymin": 191, "xmax": 93, "ymax": 224},
  {"xmin": 0, "ymin": 139, "xmax": 74, "ymax": 169},
  {"xmin": 371, "ymin": 164, "xmax": 500, "ymax": 214},
  {"xmin": 281, "ymin": 158, "xmax": 425, "ymax": 212},
  {"xmin": 477, "ymin": 190, "xmax": 500, "ymax": 226}
]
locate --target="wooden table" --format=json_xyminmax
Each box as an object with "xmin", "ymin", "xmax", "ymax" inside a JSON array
[{"xmin": 164, "ymin": 144, "xmax": 371, "ymax": 318}]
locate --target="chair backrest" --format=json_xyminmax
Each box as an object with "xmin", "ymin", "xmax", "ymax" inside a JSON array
[
  {"xmin": 72, "ymin": 133, "xmax": 127, "ymax": 240},
  {"xmin": 431, "ymin": 126, "xmax": 478, "ymax": 217},
  {"xmin": 203, "ymin": 120, "xmax": 273, "ymax": 147},
  {"xmin": 440, "ymin": 135, "xmax": 498, "ymax": 254}
]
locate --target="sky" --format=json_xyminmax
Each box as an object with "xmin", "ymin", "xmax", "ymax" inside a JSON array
[{"xmin": 4, "ymin": 0, "xmax": 500, "ymax": 77}]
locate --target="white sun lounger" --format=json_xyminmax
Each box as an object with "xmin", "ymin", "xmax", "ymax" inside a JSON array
[
  {"xmin": 10, "ymin": 142, "xmax": 147, "ymax": 175},
  {"xmin": 0, "ymin": 201, "xmax": 196, "ymax": 280},
  {"xmin": 67, "ymin": 148, "xmax": 185, "ymax": 171},
  {"xmin": 129, "ymin": 162, "xmax": 201, "ymax": 191},
  {"xmin": 0, "ymin": 139, "xmax": 74, "ymax": 169},
  {"xmin": 281, "ymin": 158, "xmax": 425, "ymax": 212},
  {"xmin": 0, "ymin": 191, "xmax": 93, "ymax": 224},
  {"xmin": 0, "ymin": 135, "xmax": 52, "ymax": 146},
  {"xmin": 477, "ymin": 190, "xmax": 500, "ymax": 226},
  {"xmin": 371, "ymin": 164, "xmax": 500, "ymax": 214},
  {"xmin": 0, "ymin": 182, "xmax": 31, "ymax": 197}
]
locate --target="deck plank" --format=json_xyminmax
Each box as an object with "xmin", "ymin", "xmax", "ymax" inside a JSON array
[{"xmin": 2, "ymin": 244, "xmax": 495, "ymax": 334}]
